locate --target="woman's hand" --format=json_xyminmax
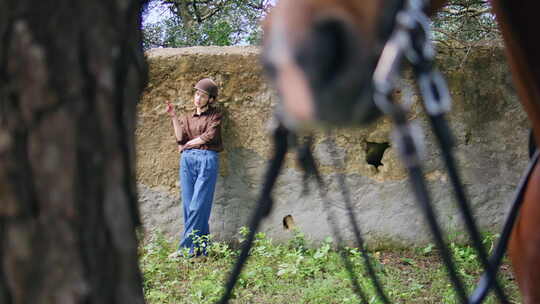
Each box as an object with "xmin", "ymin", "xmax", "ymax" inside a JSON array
[
  {"xmin": 182, "ymin": 140, "xmax": 197, "ymax": 150},
  {"xmin": 183, "ymin": 137, "xmax": 205, "ymax": 150},
  {"xmin": 166, "ymin": 101, "xmax": 176, "ymax": 117}
]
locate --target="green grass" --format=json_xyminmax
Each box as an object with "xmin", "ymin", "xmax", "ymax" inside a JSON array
[{"xmin": 140, "ymin": 229, "xmax": 520, "ymax": 304}]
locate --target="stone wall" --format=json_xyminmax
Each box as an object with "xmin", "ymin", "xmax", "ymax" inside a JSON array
[{"xmin": 137, "ymin": 46, "xmax": 529, "ymax": 248}]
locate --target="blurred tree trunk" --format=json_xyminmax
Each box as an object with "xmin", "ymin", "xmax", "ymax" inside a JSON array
[{"xmin": 0, "ymin": 0, "xmax": 147, "ymax": 303}]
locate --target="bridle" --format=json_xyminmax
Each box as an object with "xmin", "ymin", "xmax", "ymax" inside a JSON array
[
  {"xmin": 217, "ymin": 1, "xmax": 537, "ymax": 303},
  {"xmin": 372, "ymin": 0, "xmax": 506, "ymax": 301},
  {"xmin": 373, "ymin": 0, "xmax": 534, "ymax": 303}
]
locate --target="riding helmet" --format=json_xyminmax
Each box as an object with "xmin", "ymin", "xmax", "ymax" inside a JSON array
[{"xmin": 194, "ymin": 78, "xmax": 218, "ymax": 98}]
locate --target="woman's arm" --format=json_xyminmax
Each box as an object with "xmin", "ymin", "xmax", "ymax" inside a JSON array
[
  {"xmin": 182, "ymin": 111, "xmax": 222, "ymax": 150},
  {"xmin": 182, "ymin": 137, "xmax": 205, "ymax": 150},
  {"xmin": 198, "ymin": 111, "xmax": 223, "ymax": 143},
  {"xmin": 167, "ymin": 102, "xmax": 187, "ymax": 147},
  {"xmin": 171, "ymin": 116, "xmax": 183, "ymax": 142}
]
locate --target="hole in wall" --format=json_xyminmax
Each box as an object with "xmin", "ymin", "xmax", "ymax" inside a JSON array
[
  {"xmin": 465, "ymin": 131, "xmax": 472, "ymax": 145},
  {"xmin": 365, "ymin": 141, "xmax": 390, "ymax": 169},
  {"xmin": 283, "ymin": 215, "xmax": 295, "ymax": 230}
]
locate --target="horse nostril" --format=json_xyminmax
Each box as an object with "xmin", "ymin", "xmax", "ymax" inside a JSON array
[{"xmin": 297, "ymin": 19, "xmax": 351, "ymax": 85}]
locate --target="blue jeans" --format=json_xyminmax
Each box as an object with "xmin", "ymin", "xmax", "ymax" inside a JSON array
[{"xmin": 179, "ymin": 149, "xmax": 219, "ymax": 255}]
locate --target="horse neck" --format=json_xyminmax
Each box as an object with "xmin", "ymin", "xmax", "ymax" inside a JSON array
[{"xmin": 491, "ymin": 0, "xmax": 540, "ymax": 145}]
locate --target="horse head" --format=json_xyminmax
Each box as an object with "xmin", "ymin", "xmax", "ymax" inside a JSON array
[
  {"xmin": 262, "ymin": 0, "xmax": 446, "ymax": 128},
  {"xmin": 222, "ymin": 1, "xmax": 540, "ymax": 304}
]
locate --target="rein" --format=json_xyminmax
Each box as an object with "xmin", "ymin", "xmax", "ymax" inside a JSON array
[
  {"xmin": 217, "ymin": 0, "xmax": 536, "ymax": 303},
  {"xmin": 373, "ymin": 0, "xmax": 526, "ymax": 303},
  {"xmin": 298, "ymin": 134, "xmax": 389, "ymax": 304},
  {"xmin": 218, "ymin": 124, "xmax": 289, "ymax": 304}
]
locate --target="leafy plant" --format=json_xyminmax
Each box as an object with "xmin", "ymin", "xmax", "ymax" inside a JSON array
[{"xmin": 140, "ymin": 230, "xmax": 520, "ymax": 304}]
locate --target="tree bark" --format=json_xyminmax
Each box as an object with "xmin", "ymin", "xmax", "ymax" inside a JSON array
[{"xmin": 0, "ymin": 1, "xmax": 147, "ymax": 303}]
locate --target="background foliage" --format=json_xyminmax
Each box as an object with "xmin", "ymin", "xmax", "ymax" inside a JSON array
[
  {"xmin": 141, "ymin": 0, "xmax": 500, "ymax": 50},
  {"xmin": 141, "ymin": 0, "xmax": 272, "ymax": 49},
  {"xmin": 432, "ymin": 0, "xmax": 501, "ymax": 50}
]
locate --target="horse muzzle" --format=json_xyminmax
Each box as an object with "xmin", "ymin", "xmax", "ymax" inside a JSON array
[{"xmin": 263, "ymin": 17, "xmax": 383, "ymax": 129}]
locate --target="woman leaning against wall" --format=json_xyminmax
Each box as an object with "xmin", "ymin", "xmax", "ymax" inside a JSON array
[{"xmin": 166, "ymin": 78, "xmax": 223, "ymax": 258}]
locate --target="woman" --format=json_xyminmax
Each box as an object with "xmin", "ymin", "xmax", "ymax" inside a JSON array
[{"xmin": 166, "ymin": 78, "xmax": 223, "ymax": 258}]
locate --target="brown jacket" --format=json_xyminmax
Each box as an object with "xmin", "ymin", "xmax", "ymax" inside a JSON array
[{"xmin": 177, "ymin": 106, "xmax": 223, "ymax": 152}]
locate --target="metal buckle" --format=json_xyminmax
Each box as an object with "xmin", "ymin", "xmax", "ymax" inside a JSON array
[{"xmin": 418, "ymin": 70, "xmax": 451, "ymax": 115}]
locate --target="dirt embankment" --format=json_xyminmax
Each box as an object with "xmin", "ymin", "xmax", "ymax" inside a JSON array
[{"xmin": 138, "ymin": 46, "xmax": 528, "ymax": 248}]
